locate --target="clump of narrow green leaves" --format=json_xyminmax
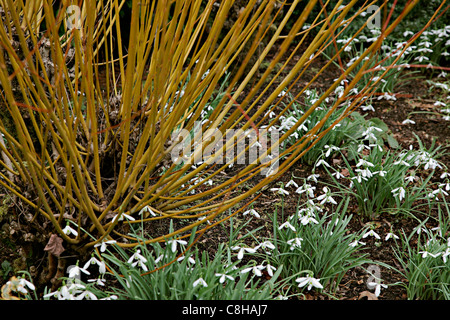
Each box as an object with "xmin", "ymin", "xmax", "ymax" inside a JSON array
[{"xmin": 261, "ymin": 197, "xmax": 371, "ymax": 295}]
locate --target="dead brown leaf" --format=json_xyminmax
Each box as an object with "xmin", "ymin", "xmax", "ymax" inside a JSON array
[
  {"xmin": 358, "ymin": 291, "xmax": 378, "ymax": 300},
  {"xmin": 44, "ymin": 234, "xmax": 65, "ymax": 257}
]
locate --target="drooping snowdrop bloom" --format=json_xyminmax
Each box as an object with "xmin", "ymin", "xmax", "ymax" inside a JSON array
[
  {"xmin": 263, "ymin": 264, "xmax": 277, "ymax": 277},
  {"xmin": 62, "ymin": 223, "xmax": 78, "ymax": 237},
  {"xmin": 362, "ymin": 230, "xmax": 381, "ymax": 240},
  {"xmin": 84, "ymin": 256, "xmax": 106, "ymax": 274},
  {"xmin": 193, "ymin": 277, "xmax": 208, "ymax": 288},
  {"xmin": 127, "ymin": 249, "xmax": 148, "ymax": 272},
  {"xmin": 177, "ymin": 255, "xmax": 196, "ymax": 265},
  {"xmin": 316, "ymin": 187, "xmax": 337, "ymax": 205},
  {"xmin": 287, "ymin": 237, "xmax": 303, "ymax": 250},
  {"xmin": 88, "ymin": 277, "xmax": 106, "ymax": 286},
  {"xmin": 257, "ymin": 240, "xmax": 276, "ymax": 251},
  {"xmin": 10, "ymin": 277, "xmax": 36, "ymax": 295},
  {"xmin": 356, "ymin": 158, "xmax": 375, "ymax": 168},
  {"xmin": 232, "ymin": 246, "xmax": 257, "ymax": 260},
  {"xmin": 295, "ymin": 275, "xmax": 323, "ymax": 290},
  {"xmin": 215, "ymin": 273, "xmax": 235, "ymax": 284},
  {"xmin": 349, "ymin": 239, "xmax": 366, "ymax": 247},
  {"xmin": 112, "ymin": 212, "xmax": 135, "ymax": 223},
  {"xmin": 315, "ymin": 159, "xmax": 331, "ymax": 168},
  {"xmin": 167, "ymin": 239, "xmax": 188, "ymax": 252},
  {"xmin": 385, "ymin": 232, "xmax": 399, "ymax": 241},
  {"xmin": 324, "ymin": 145, "xmax": 340, "ymax": 157},
  {"xmin": 307, "ymin": 174, "xmax": 320, "ymax": 183},
  {"xmin": 138, "ymin": 205, "xmax": 157, "ymax": 217},
  {"xmin": 361, "ymin": 104, "xmax": 375, "ymax": 112},
  {"xmin": 285, "ymin": 179, "xmax": 299, "ymax": 188},
  {"xmin": 243, "ymin": 209, "xmax": 260, "ymax": 218},
  {"xmin": 270, "ymin": 187, "xmax": 290, "ymax": 196},
  {"xmin": 278, "ymin": 221, "xmax": 296, "ymax": 232},
  {"xmin": 94, "ymin": 239, "xmax": 117, "ymax": 252},
  {"xmin": 419, "ymin": 250, "xmax": 441, "ymax": 259},
  {"xmin": 402, "ymin": 119, "xmax": 415, "ymax": 124},
  {"xmin": 241, "ymin": 265, "xmax": 264, "ymax": 277},
  {"xmin": 300, "ymin": 213, "xmax": 319, "ymax": 225},
  {"xmin": 391, "ymin": 187, "xmax": 406, "ymax": 201},
  {"xmin": 295, "ymin": 183, "xmax": 316, "ymax": 198},
  {"xmin": 68, "ymin": 264, "xmax": 90, "ymax": 279},
  {"xmin": 368, "ymin": 281, "xmax": 388, "ymax": 297}
]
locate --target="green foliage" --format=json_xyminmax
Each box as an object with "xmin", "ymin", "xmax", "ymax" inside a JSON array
[
  {"xmin": 392, "ymin": 201, "xmax": 450, "ymax": 300},
  {"xmin": 263, "ymin": 197, "xmax": 370, "ymax": 295},
  {"xmin": 326, "ymin": 134, "xmax": 446, "ymax": 219}
]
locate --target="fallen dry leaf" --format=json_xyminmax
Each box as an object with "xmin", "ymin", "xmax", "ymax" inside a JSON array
[
  {"xmin": 340, "ymin": 168, "xmax": 350, "ymax": 177},
  {"xmin": 44, "ymin": 234, "xmax": 65, "ymax": 257},
  {"xmin": 358, "ymin": 291, "xmax": 378, "ymax": 300}
]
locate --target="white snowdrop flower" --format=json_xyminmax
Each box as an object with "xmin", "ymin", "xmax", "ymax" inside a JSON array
[
  {"xmin": 215, "ymin": 273, "xmax": 235, "ymax": 284},
  {"xmin": 241, "ymin": 265, "xmax": 264, "ymax": 277},
  {"xmin": 112, "ymin": 212, "xmax": 135, "ymax": 223},
  {"xmin": 287, "ymin": 237, "xmax": 303, "ymax": 250},
  {"xmin": 76, "ymin": 289, "xmax": 98, "ymax": 300},
  {"xmin": 393, "ymin": 160, "xmax": 410, "ymax": 166},
  {"xmin": 324, "ymin": 145, "xmax": 340, "ymax": 157},
  {"xmin": 368, "ymin": 281, "xmax": 388, "ymax": 297},
  {"xmin": 402, "ymin": 119, "xmax": 415, "ymax": 124},
  {"xmin": 362, "ymin": 230, "xmax": 381, "ymax": 239},
  {"xmin": 232, "ymin": 246, "xmax": 257, "ymax": 260},
  {"xmin": 315, "ymin": 159, "xmax": 331, "ymax": 168},
  {"xmin": 355, "ymin": 168, "xmax": 373, "ymax": 179},
  {"xmin": 414, "ymin": 55, "xmax": 429, "ymax": 62},
  {"xmin": 257, "ymin": 240, "xmax": 276, "ymax": 251},
  {"xmin": 373, "ymin": 170, "xmax": 387, "ymax": 177},
  {"xmin": 94, "ymin": 239, "xmax": 117, "ymax": 252},
  {"xmin": 62, "ymin": 224, "xmax": 78, "ymax": 237},
  {"xmin": 13, "ymin": 277, "xmax": 36, "ymax": 295},
  {"xmin": 332, "ymin": 171, "xmax": 345, "ymax": 179},
  {"xmin": 264, "ymin": 110, "xmax": 276, "ymax": 118},
  {"xmin": 385, "ymin": 232, "xmax": 399, "ymax": 241},
  {"xmin": 68, "ymin": 264, "xmax": 90, "ymax": 279},
  {"xmin": 349, "ymin": 239, "xmax": 366, "ymax": 247},
  {"xmin": 377, "ymin": 92, "xmax": 397, "ymax": 100},
  {"xmin": 177, "ymin": 255, "xmax": 196, "ymax": 264},
  {"xmin": 167, "ymin": 239, "xmax": 188, "ymax": 252},
  {"xmin": 264, "ymin": 264, "xmax": 277, "ymax": 277},
  {"xmin": 295, "ymin": 275, "xmax": 323, "ymax": 290},
  {"xmin": 403, "ymin": 30, "xmax": 414, "ymax": 37},
  {"xmin": 391, "ymin": 187, "xmax": 406, "ymax": 201},
  {"xmin": 138, "ymin": 205, "xmax": 157, "ymax": 217},
  {"xmin": 278, "ymin": 90, "xmax": 287, "ymax": 97},
  {"xmin": 193, "ymin": 277, "xmax": 208, "ymax": 288},
  {"xmin": 127, "ymin": 249, "xmax": 148, "ymax": 272},
  {"xmin": 316, "ymin": 187, "xmax": 337, "ymax": 205},
  {"xmin": 279, "ymin": 221, "xmax": 296, "ymax": 232},
  {"xmin": 300, "ymin": 213, "xmax": 319, "ymax": 225},
  {"xmin": 405, "ymin": 175, "xmax": 416, "ymax": 184},
  {"xmin": 307, "ymin": 174, "xmax": 320, "ymax": 183},
  {"xmin": 356, "ymin": 158, "xmax": 375, "ymax": 167},
  {"xmin": 88, "ymin": 277, "xmax": 106, "ymax": 286},
  {"xmin": 419, "ymin": 251, "xmax": 441, "ymax": 259},
  {"xmin": 361, "ymin": 104, "xmax": 375, "ymax": 112},
  {"xmin": 84, "ymin": 256, "xmax": 106, "ymax": 274},
  {"xmin": 270, "ymin": 187, "xmax": 290, "ymax": 196},
  {"xmin": 285, "ymin": 180, "xmax": 299, "ymax": 188},
  {"xmin": 295, "ymin": 183, "xmax": 316, "ymax": 198},
  {"xmin": 243, "ymin": 209, "xmax": 260, "ymax": 218}
]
